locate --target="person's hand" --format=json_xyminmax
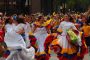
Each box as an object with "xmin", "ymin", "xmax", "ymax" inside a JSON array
[{"xmin": 85, "ymin": 8, "xmax": 90, "ymax": 16}]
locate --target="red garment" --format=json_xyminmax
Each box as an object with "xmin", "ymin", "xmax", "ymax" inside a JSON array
[
  {"xmin": 79, "ymin": 35, "xmax": 88, "ymax": 59},
  {"xmin": 0, "ymin": 28, "xmax": 5, "ymax": 42},
  {"xmin": 44, "ymin": 35, "xmax": 55, "ymax": 53},
  {"xmin": 29, "ymin": 35, "xmax": 37, "ymax": 46},
  {"xmin": 35, "ymin": 54, "xmax": 50, "ymax": 60},
  {"xmin": 3, "ymin": 54, "xmax": 9, "ymax": 58},
  {"xmin": 58, "ymin": 56, "xmax": 69, "ymax": 60},
  {"xmin": 46, "ymin": 24, "xmax": 52, "ymax": 29},
  {"xmin": 44, "ymin": 35, "xmax": 55, "ymax": 48}
]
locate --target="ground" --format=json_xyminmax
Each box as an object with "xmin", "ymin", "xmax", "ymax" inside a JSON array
[{"xmin": 83, "ymin": 53, "xmax": 90, "ymax": 60}]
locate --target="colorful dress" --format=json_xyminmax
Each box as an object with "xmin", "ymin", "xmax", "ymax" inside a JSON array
[
  {"xmin": 57, "ymin": 21, "xmax": 82, "ymax": 60},
  {"xmin": 34, "ymin": 27, "xmax": 48, "ymax": 56},
  {"xmin": 44, "ymin": 33, "xmax": 61, "ymax": 60}
]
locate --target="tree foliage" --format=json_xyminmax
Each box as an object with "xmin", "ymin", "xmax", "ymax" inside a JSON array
[{"xmin": 55, "ymin": 0, "xmax": 90, "ymax": 12}]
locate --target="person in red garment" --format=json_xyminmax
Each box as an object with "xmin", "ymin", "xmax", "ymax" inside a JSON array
[
  {"xmin": 0, "ymin": 19, "xmax": 8, "ymax": 58},
  {"xmin": 57, "ymin": 14, "xmax": 82, "ymax": 60}
]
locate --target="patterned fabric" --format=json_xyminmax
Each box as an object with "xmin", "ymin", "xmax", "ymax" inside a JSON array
[
  {"xmin": 57, "ymin": 21, "xmax": 81, "ymax": 59},
  {"xmin": 67, "ymin": 29, "xmax": 78, "ymax": 44}
]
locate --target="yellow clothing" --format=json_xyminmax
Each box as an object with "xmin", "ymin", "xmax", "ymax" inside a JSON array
[
  {"xmin": 82, "ymin": 26, "xmax": 90, "ymax": 37},
  {"xmin": 42, "ymin": 19, "xmax": 52, "ymax": 26},
  {"xmin": 51, "ymin": 39, "xmax": 59, "ymax": 45},
  {"xmin": 61, "ymin": 46, "xmax": 77, "ymax": 54}
]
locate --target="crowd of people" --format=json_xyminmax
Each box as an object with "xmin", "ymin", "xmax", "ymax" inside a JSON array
[{"xmin": 0, "ymin": 10, "xmax": 90, "ymax": 60}]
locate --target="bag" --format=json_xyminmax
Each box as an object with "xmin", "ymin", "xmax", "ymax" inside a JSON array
[{"xmin": 67, "ymin": 29, "xmax": 79, "ymax": 44}]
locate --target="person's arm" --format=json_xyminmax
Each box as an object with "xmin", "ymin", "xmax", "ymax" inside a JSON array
[
  {"xmin": 57, "ymin": 22, "xmax": 63, "ymax": 32},
  {"xmin": 32, "ymin": 25, "xmax": 37, "ymax": 33},
  {"xmin": 16, "ymin": 28, "xmax": 25, "ymax": 34},
  {"xmin": 85, "ymin": 8, "xmax": 90, "ymax": 17},
  {"xmin": 71, "ymin": 23, "xmax": 77, "ymax": 30}
]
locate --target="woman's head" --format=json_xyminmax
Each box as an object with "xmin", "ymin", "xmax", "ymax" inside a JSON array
[
  {"xmin": 64, "ymin": 14, "xmax": 74, "ymax": 22},
  {"xmin": 38, "ymin": 16, "xmax": 45, "ymax": 23},
  {"xmin": 24, "ymin": 16, "xmax": 32, "ymax": 23},
  {"xmin": 64, "ymin": 14, "xmax": 70, "ymax": 21},
  {"xmin": 5, "ymin": 17, "xmax": 13, "ymax": 24},
  {"xmin": 14, "ymin": 17, "xmax": 25, "ymax": 24}
]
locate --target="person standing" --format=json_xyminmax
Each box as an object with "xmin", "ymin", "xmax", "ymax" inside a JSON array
[
  {"xmin": 5, "ymin": 16, "xmax": 35, "ymax": 60},
  {"xmin": 0, "ymin": 19, "xmax": 7, "ymax": 59},
  {"xmin": 33, "ymin": 16, "xmax": 48, "ymax": 60},
  {"xmin": 81, "ymin": 22, "xmax": 90, "ymax": 54},
  {"xmin": 57, "ymin": 14, "xmax": 82, "ymax": 60}
]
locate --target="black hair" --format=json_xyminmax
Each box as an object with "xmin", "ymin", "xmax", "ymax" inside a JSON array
[
  {"xmin": 47, "ymin": 17, "xmax": 50, "ymax": 20},
  {"xmin": 16, "ymin": 17, "xmax": 25, "ymax": 24},
  {"xmin": 5, "ymin": 18, "xmax": 11, "ymax": 24},
  {"xmin": 38, "ymin": 16, "xmax": 42, "ymax": 20},
  {"xmin": 85, "ymin": 21, "xmax": 89, "ymax": 25},
  {"xmin": 69, "ymin": 16, "xmax": 74, "ymax": 22},
  {"xmin": 65, "ymin": 14, "xmax": 74, "ymax": 22}
]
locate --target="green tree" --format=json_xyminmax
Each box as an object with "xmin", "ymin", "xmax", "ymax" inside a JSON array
[
  {"xmin": 54, "ymin": 0, "xmax": 90, "ymax": 12},
  {"xmin": 66, "ymin": 0, "xmax": 90, "ymax": 12}
]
